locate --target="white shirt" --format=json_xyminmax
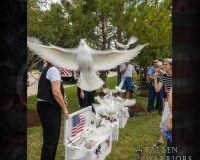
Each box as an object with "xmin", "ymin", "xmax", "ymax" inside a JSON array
[
  {"xmin": 38, "ymin": 67, "xmax": 61, "ymax": 101},
  {"xmin": 46, "ymin": 67, "xmax": 61, "ymax": 82},
  {"xmin": 120, "ymin": 63, "xmax": 135, "ymax": 78}
]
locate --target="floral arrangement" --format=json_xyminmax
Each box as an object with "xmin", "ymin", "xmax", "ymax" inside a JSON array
[{"xmin": 106, "ymin": 116, "xmax": 117, "ymax": 123}]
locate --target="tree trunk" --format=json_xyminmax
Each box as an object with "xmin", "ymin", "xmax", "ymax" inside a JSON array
[
  {"xmin": 139, "ymin": 61, "xmax": 142, "ymax": 86},
  {"xmin": 100, "ymin": 71, "xmax": 107, "ymax": 88},
  {"xmin": 117, "ymin": 65, "xmax": 121, "ymax": 86}
]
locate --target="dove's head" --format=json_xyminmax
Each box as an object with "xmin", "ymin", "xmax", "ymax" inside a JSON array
[{"xmin": 80, "ymin": 39, "xmax": 86, "ymax": 46}]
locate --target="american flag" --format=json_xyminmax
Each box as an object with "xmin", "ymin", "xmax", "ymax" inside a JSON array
[{"xmin": 71, "ymin": 113, "xmax": 86, "ymax": 137}]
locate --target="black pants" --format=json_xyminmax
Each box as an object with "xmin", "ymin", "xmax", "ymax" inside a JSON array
[
  {"xmin": 37, "ymin": 101, "xmax": 62, "ymax": 160},
  {"xmin": 77, "ymin": 87, "xmax": 95, "ymax": 113}
]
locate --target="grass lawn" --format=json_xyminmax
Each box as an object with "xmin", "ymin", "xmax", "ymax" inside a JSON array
[{"xmin": 27, "ymin": 74, "xmax": 166, "ymax": 160}]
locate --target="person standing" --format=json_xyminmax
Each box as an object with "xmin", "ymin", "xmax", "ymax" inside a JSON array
[
  {"xmin": 37, "ymin": 62, "xmax": 69, "ymax": 160},
  {"xmin": 119, "ymin": 60, "xmax": 135, "ymax": 99},
  {"xmin": 136, "ymin": 66, "xmax": 140, "ymax": 75},
  {"xmin": 77, "ymin": 71, "xmax": 96, "ymax": 113},
  {"xmin": 166, "ymin": 87, "xmax": 172, "ymax": 159},
  {"xmin": 146, "ymin": 58, "xmax": 163, "ymax": 115},
  {"xmin": 153, "ymin": 58, "xmax": 172, "ymax": 147}
]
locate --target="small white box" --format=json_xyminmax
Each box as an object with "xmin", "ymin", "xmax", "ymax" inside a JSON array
[
  {"xmin": 64, "ymin": 106, "xmax": 112, "ymax": 160},
  {"xmin": 117, "ymin": 109, "xmax": 129, "ymax": 128},
  {"xmin": 105, "ymin": 117, "xmax": 119, "ymax": 141},
  {"xmin": 112, "ymin": 119, "xmax": 119, "ymax": 141}
]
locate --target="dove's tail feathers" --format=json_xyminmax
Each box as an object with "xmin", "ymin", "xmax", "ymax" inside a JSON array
[
  {"xmin": 116, "ymin": 42, "xmax": 126, "ymax": 49},
  {"xmin": 77, "ymin": 70, "xmax": 105, "ymax": 91},
  {"xmin": 27, "ymin": 37, "xmax": 43, "ymax": 45},
  {"xmin": 124, "ymin": 99, "xmax": 136, "ymax": 106},
  {"xmin": 118, "ymin": 80, "xmax": 125, "ymax": 88},
  {"xmin": 127, "ymin": 36, "xmax": 138, "ymax": 45}
]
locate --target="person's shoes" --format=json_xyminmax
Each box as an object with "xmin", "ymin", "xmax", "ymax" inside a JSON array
[
  {"xmin": 146, "ymin": 112, "xmax": 151, "ymax": 115},
  {"xmin": 159, "ymin": 111, "xmax": 163, "ymax": 115},
  {"xmin": 153, "ymin": 142, "xmax": 163, "ymax": 147},
  {"xmin": 134, "ymin": 113, "xmax": 139, "ymax": 117}
]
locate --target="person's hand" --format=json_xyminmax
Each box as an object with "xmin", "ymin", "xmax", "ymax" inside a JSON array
[
  {"xmin": 63, "ymin": 109, "xmax": 69, "ymax": 120},
  {"xmin": 154, "ymin": 68, "xmax": 159, "ymax": 72},
  {"xmin": 80, "ymin": 91, "xmax": 84, "ymax": 99},
  {"xmin": 159, "ymin": 69, "xmax": 165, "ymax": 75},
  {"xmin": 132, "ymin": 80, "xmax": 134, "ymax": 85},
  {"xmin": 153, "ymin": 72, "xmax": 159, "ymax": 79},
  {"xmin": 64, "ymin": 99, "xmax": 68, "ymax": 107}
]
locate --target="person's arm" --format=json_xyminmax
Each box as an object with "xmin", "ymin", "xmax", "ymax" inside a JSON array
[
  {"xmin": 78, "ymin": 71, "xmax": 85, "ymax": 99},
  {"xmin": 148, "ymin": 75, "xmax": 154, "ymax": 80},
  {"xmin": 132, "ymin": 73, "xmax": 134, "ymax": 84},
  {"xmin": 146, "ymin": 75, "xmax": 150, "ymax": 83},
  {"xmin": 167, "ymin": 114, "xmax": 172, "ymax": 131},
  {"xmin": 132, "ymin": 66, "xmax": 135, "ymax": 82},
  {"xmin": 167, "ymin": 87, "xmax": 172, "ymax": 131},
  {"xmin": 168, "ymin": 87, "xmax": 172, "ymax": 111},
  {"xmin": 51, "ymin": 81, "xmax": 69, "ymax": 119},
  {"xmin": 80, "ymin": 88, "xmax": 84, "ymax": 99},
  {"xmin": 153, "ymin": 72, "xmax": 163, "ymax": 92},
  {"xmin": 147, "ymin": 66, "xmax": 154, "ymax": 80},
  {"xmin": 158, "ymin": 68, "xmax": 166, "ymax": 75},
  {"xmin": 120, "ymin": 67, "xmax": 128, "ymax": 74}
]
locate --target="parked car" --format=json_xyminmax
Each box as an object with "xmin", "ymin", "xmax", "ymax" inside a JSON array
[
  {"xmin": 110, "ymin": 67, "xmax": 118, "ymax": 72},
  {"xmin": 60, "ymin": 69, "xmax": 79, "ymax": 81}
]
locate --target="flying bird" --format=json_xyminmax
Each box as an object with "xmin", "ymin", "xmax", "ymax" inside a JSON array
[
  {"xmin": 116, "ymin": 36, "xmax": 138, "ymax": 49},
  {"xmin": 27, "ymin": 37, "xmax": 147, "ymax": 91}
]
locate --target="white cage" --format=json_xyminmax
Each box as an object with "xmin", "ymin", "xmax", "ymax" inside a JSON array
[
  {"xmin": 64, "ymin": 106, "xmax": 112, "ymax": 160},
  {"xmin": 111, "ymin": 119, "xmax": 119, "ymax": 141},
  {"xmin": 116, "ymin": 109, "xmax": 129, "ymax": 128}
]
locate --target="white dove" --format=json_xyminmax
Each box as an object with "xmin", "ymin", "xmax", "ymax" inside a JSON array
[
  {"xmin": 90, "ymin": 112, "xmax": 101, "ymax": 127},
  {"xmin": 116, "ymin": 36, "xmax": 138, "ymax": 49},
  {"xmin": 123, "ymin": 99, "xmax": 136, "ymax": 107},
  {"xmin": 27, "ymin": 37, "xmax": 147, "ymax": 91},
  {"xmin": 113, "ymin": 79, "xmax": 126, "ymax": 93},
  {"xmin": 105, "ymin": 100, "xmax": 116, "ymax": 115},
  {"xmin": 95, "ymin": 95, "xmax": 106, "ymax": 105},
  {"xmin": 92, "ymin": 103, "xmax": 108, "ymax": 117}
]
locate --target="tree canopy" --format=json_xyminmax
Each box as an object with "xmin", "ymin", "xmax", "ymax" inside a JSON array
[{"xmin": 27, "ymin": 0, "xmax": 172, "ymax": 73}]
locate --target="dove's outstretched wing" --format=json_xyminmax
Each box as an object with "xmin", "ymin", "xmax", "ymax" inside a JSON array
[
  {"xmin": 116, "ymin": 36, "xmax": 138, "ymax": 49},
  {"xmin": 27, "ymin": 40, "xmax": 78, "ymax": 70},
  {"xmin": 91, "ymin": 44, "xmax": 147, "ymax": 70}
]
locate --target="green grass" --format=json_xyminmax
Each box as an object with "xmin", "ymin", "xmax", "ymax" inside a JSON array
[{"xmin": 27, "ymin": 74, "xmax": 166, "ymax": 160}]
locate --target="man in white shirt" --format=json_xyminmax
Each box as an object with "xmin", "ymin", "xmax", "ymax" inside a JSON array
[{"xmin": 120, "ymin": 60, "xmax": 135, "ymax": 99}]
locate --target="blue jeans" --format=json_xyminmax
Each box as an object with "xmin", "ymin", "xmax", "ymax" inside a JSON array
[
  {"xmin": 147, "ymin": 81, "xmax": 163, "ymax": 112},
  {"xmin": 77, "ymin": 87, "xmax": 95, "ymax": 113},
  {"xmin": 121, "ymin": 77, "xmax": 132, "ymax": 91}
]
